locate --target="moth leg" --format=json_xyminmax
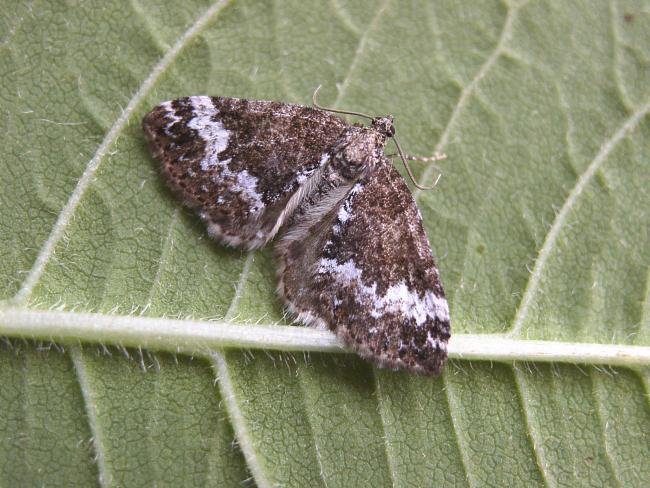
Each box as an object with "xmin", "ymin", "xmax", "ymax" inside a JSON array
[
  {"xmin": 385, "ymin": 152, "xmax": 446, "ymax": 164},
  {"xmin": 385, "ymin": 152, "xmax": 446, "ymax": 188}
]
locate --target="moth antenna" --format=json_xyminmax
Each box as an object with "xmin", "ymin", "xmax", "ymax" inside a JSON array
[
  {"xmin": 312, "ymin": 85, "xmax": 374, "ymax": 120},
  {"xmin": 312, "ymin": 86, "xmax": 439, "ymax": 190},
  {"xmin": 392, "ymin": 135, "xmax": 440, "ymax": 190}
]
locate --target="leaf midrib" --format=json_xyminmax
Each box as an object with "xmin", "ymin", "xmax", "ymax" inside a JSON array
[{"xmin": 1, "ymin": 308, "xmax": 649, "ymax": 367}]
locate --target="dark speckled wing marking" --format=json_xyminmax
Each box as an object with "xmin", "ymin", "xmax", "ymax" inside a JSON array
[
  {"xmin": 277, "ymin": 158, "xmax": 450, "ymax": 375},
  {"xmin": 142, "ymin": 96, "xmax": 347, "ymax": 249},
  {"xmin": 143, "ymin": 95, "xmax": 451, "ymax": 375}
]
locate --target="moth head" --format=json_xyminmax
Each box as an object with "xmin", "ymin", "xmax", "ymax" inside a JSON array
[{"xmin": 371, "ymin": 116, "xmax": 395, "ymax": 138}]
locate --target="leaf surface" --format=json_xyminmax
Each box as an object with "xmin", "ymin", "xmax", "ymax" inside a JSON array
[{"xmin": 1, "ymin": 0, "xmax": 649, "ymax": 486}]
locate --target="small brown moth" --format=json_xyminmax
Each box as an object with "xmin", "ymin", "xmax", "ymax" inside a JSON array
[{"xmin": 143, "ymin": 94, "xmax": 450, "ymax": 374}]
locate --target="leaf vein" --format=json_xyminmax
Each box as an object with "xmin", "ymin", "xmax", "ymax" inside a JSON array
[
  {"xmin": 11, "ymin": 0, "xmax": 232, "ymax": 305},
  {"xmin": 443, "ymin": 377, "xmax": 475, "ymax": 487},
  {"xmin": 211, "ymin": 352, "xmax": 273, "ymax": 488},
  {"xmin": 414, "ymin": 2, "xmax": 525, "ymax": 198},
  {"xmin": 591, "ymin": 371, "xmax": 624, "ymax": 487},
  {"xmin": 145, "ymin": 209, "xmax": 180, "ymax": 312},
  {"xmin": 224, "ymin": 253, "xmax": 255, "ymax": 321},
  {"xmin": 71, "ymin": 347, "xmax": 110, "ymax": 487},
  {"xmin": 513, "ymin": 368, "xmax": 556, "ymax": 487},
  {"xmin": 329, "ymin": 0, "xmax": 362, "ymax": 36},
  {"xmin": 510, "ymin": 100, "xmax": 650, "ymax": 336},
  {"xmin": 334, "ymin": 0, "xmax": 392, "ymax": 106},
  {"xmin": 373, "ymin": 373, "xmax": 398, "ymax": 487}
]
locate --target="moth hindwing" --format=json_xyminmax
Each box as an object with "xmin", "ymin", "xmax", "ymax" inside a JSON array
[{"xmin": 142, "ymin": 95, "xmax": 450, "ymax": 375}]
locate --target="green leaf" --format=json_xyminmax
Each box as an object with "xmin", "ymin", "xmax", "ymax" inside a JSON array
[{"xmin": 1, "ymin": 0, "xmax": 649, "ymax": 487}]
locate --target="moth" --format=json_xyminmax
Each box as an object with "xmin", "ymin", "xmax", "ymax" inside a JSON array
[{"xmin": 142, "ymin": 92, "xmax": 450, "ymax": 375}]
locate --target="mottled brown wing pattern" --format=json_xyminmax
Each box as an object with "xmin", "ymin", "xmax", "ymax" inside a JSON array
[
  {"xmin": 277, "ymin": 158, "xmax": 450, "ymax": 375},
  {"xmin": 142, "ymin": 96, "xmax": 347, "ymax": 249},
  {"xmin": 143, "ymin": 95, "xmax": 451, "ymax": 375}
]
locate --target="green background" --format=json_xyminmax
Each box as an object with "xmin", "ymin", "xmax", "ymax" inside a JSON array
[{"xmin": 1, "ymin": 0, "xmax": 649, "ymax": 486}]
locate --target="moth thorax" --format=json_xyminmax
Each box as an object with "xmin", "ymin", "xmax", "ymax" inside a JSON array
[
  {"xmin": 333, "ymin": 134, "xmax": 382, "ymax": 180},
  {"xmin": 331, "ymin": 152, "xmax": 369, "ymax": 182},
  {"xmin": 371, "ymin": 116, "xmax": 395, "ymax": 138}
]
